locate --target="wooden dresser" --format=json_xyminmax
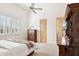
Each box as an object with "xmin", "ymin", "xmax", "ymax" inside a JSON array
[
  {"xmin": 27, "ymin": 29, "xmax": 37, "ymax": 42},
  {"xmin": 58, "ymin": 3, "xmax": 79, "ymax": 56}
]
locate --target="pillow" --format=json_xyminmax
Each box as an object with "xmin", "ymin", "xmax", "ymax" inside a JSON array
[
  {"xmin": 28, "ymin": 41, "xmax": 35, "ymax": 47},
  {"xmin": 5, "ymin": 35, "xmax": 27, "ymax": 43},
  {"xmin": 25, "ymin": 41, "xmax": 35, "ymax": 48}
]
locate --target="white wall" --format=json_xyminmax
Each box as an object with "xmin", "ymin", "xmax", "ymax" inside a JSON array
[
  {"xmin": 29, "ymin": 3, "xmax": 67, "ymax": 44},
  {"xmin": 0, "ymin": 3, "xmax": 29, "ymax": 42}
]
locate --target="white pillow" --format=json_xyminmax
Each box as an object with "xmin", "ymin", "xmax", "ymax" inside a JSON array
[{"xmin": 5, "ymin": 35, "xmax": 27, "ymax": 43}]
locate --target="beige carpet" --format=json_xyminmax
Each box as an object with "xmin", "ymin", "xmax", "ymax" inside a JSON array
[{"xmin": 32, "ymin": 43, "xmax": 59, "ymax": 56}]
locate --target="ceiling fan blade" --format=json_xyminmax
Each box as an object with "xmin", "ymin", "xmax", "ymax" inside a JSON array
[
  {"xmin": 33, "ymin": 8, "xmax": 43, "ymax": 10},
  {"xmin": 30, "ymin": 3, "xmax": 35, "ymax": 8},
  {"xmin": 32, "ymin": 9, "xmax": 37, "ymax": 14}
]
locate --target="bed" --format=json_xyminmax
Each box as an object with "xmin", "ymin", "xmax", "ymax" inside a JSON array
[
  {"xmin": 0, "ymin": 48, "xmax": 11, "ymax": 56},
  {"xmin": 0, "ymin": 39, "xmax": 36, "ymax": 56}
]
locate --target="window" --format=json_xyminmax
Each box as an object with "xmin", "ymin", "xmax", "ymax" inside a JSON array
[{"xmin": 0, "ymin": 15, "xmax": 20, "ymax": 34}]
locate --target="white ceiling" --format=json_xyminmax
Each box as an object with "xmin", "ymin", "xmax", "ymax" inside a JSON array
[
  {"xmin": 15, "ymin": 3, "xmax": 31, "ymax": 11},
  {"xmin": 16, "ymin": 3, "xmax": 31, "ymax": 8}
]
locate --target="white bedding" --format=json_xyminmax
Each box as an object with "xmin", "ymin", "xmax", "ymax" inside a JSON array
[
  {"xmin": 0, "ymin": 40, "xmax": 35, "ymax": 56},
  {"xmin": 0, "ymin": 48, "xmax": 11, "ymax": 56}
]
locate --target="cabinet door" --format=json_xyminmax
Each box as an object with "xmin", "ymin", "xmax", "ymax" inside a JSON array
[
  {"xmin": 29, "ymin": 30, "xmax": 35, "ymax": 41},
  {"xmin": 59, "ymin": 46, "xmax": 73, "ymax": 56},
  {"xmin": 59, "ymin": 46, "xmax": 66, "ymax": 56},
  {"xmin": 72, "ymin": 47, "xmax": 79, "ymax": 56},
  {"xmin": 27, "ymin": 30, "xmax": 37, "ymax": 42},
  {"xmin": 71, "ymin": 9, "xmax": 79, "ymax": 45},
  {"xmin": 65, "ymin": 47, "xmax": 72, "ymax": 56}
]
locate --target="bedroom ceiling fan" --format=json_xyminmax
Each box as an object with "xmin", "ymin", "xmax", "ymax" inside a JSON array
[{"xmin": 29, "ymin": 3, "xmax": 43, "ymax": 14}]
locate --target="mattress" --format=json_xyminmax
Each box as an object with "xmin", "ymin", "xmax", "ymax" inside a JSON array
[{"xmin": 0, "ymin": 40, "xmax": 35, "ymax": 56}]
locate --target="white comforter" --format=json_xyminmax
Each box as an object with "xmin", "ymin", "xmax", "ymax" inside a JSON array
[
  {"xmin": 0, "ymin": 40, "xmax": 35, "ymax": 56},
  {"xmin": 0, "ymin": 48, "xmax": 11, "ymax": 56}
]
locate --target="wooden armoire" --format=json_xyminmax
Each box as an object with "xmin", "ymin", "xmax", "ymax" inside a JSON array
[
  {"xmin": 58, "ymin": 3, "xmax": 79, "ymax": 56},
  {"xmin": 27, "ymin": 29, "xmax": 37, "ymax": 42}
]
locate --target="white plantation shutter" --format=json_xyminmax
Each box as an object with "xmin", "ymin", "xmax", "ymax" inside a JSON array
[{"xmin": 0, "ymin": 15, "xmax": 20, "ymax": 34}]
